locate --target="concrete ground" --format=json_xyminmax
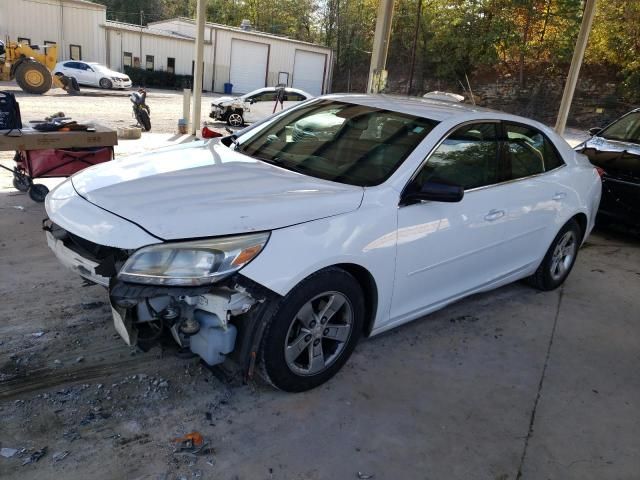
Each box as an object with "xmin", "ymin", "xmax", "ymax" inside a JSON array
[{"xmin": 0, "ymin": 87, "xmax": 638, "ymax": 479}]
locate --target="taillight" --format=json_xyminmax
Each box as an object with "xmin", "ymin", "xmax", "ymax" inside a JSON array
[{"xmin": 595, "ymin": 166, "xmax": 606, "ymax": 178}]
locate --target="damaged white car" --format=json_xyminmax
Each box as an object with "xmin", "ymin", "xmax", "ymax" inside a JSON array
[
  {"xmin": 44, "ymin": 95, "xmax": 601, "ymax": 392},
  {"xmin": 209, "ymin": 87, "xmax": 312, "ymax": 127}
]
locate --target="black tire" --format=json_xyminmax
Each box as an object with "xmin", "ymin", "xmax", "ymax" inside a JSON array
[
  {"xmin": 528, "ymin": 219, "xmax": 582, "ymax": 291},
  {"xmin": 28, "ymin": 183, "xmax": 49, "ymax": 203},
  {"xmin": 12, "ymin": 174, "xmax": 31, "ymax": 192},
  {"xmin": 136, "ymin": 109, "xmax": 151, "ymax": 131},
  {"xmin": 15, "ymin": 61, "xmax": 52, "ymax": 94},
  {"xmin": 259, "ymin": 267, "xmax": 364, "ymax": 392},
  {"xmin": 99, "ymin": 78, "xmax": 113, "ymax": 89},
  {"xmin": 226, "ymin": 111, "xmax": 244, "ymax": 127}
]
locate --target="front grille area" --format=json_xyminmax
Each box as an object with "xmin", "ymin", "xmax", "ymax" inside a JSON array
[{"xmin": 48, "ymin": 222, "xmax": 128, "ymax": 264}]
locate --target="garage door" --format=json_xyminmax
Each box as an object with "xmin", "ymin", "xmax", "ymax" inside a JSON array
[
  {"xmin": 292, "ymin": 50, "xmax": 326, "ymax": 96},
  {"xmin": 230, "ymin": 39, "xmax": 268, "ymax": 94}
]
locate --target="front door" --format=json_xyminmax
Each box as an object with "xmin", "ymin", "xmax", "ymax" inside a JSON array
[{"xmin": 390, "ymin": 122, "xmax": 507, "ymax": 324}]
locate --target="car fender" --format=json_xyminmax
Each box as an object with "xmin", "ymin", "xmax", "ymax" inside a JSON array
[{"xmin": 240, "ymin": 187, "xmax": 399, "ymax": 332}]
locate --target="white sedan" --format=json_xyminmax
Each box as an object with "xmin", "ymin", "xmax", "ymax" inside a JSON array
[
  {"xmin": 53, "ymin": 60, "xmax": 132, "ymax": 89},
  {"xmin": 210, "ymin": 87, "xmax": 312, "ymax": 126},
  {"xmin": 44, "ymin": 95, "xmax": 601, "ymax": 392}
]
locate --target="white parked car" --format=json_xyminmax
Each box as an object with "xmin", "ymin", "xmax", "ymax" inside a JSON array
[
  {"xmin": 53, "ymin": 60, "xmax": 132, "ymax": 89},
  {"xmin": 210, "ymin": 87, "xmax": 312, "ymax": 126},
  {"xmin": 44, "ymin": 95, "xmax": 602, "ymax": 392}
]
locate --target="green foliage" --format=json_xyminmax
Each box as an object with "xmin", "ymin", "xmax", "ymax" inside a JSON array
[{"xmin": 94, "ymin": 0, "xmax": 638, "ymax": 98}]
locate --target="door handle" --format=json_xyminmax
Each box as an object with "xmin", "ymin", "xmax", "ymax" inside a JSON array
[
  {"xmin": 552, "ymin": 192, "xmax": 567, "ymax": 200},
  {"xmin": 484, "ymin": 209, "xmax": 505, "ymax": 221}
]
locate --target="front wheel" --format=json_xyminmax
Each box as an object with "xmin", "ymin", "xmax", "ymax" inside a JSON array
[
  {"xmin": 136, "ymin": 108, "xmax": 151, "ymax": 132},
  {"xmin": 528, "ymin": 219, "xmax": 581, "ymax": 291},
  {"xmin": 99, "ymin": 78, "xmax": 113, "ymax": 89},
  {"xmin": 227, "ymin": 111, "xmax": 244, "ymax": 127},
  {"xmin": 260, "ymin": 268, "xmax": 364, "ymax": 392}
]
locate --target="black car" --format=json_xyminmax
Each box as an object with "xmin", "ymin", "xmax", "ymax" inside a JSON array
[{"xmin": 576, "ymin": 108, "xmax": 640, "ymax": 227}]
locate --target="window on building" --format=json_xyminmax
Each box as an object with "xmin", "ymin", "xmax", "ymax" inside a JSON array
[
  {"xmin": 146, "ymin": 55, "xmax": 154, "ymax": 71},
  {"xmin": 123, "ymin": 52, "xmax": 132, "ymax": 68},
  {"xmin": 18, "ymin": 37, "xmax": 31, "ymax": 45},
  {"xmin": 69, "ymin": 44, "xmax": 82, "ymax": 60},
  {"xmin": 167, "ymin": 57, "xmax": 175, "ymax": 74}
]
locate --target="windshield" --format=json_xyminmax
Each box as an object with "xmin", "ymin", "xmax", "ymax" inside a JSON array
[
  {"xmin": 599, "ymin": 111, "xmax": 640, "ymax": 144},
  {"xmin": 236, "ymin": 100, "xmax": 439, "ymax": 186}
]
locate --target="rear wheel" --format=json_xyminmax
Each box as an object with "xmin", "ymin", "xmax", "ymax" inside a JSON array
[
  {"xmin": 99, "ymin": 78, "xmax": 113, "ymax": 89},
  {"xmin": 260, "ymin": 268, "xmax": 364, "ymax": 392},
  {"xmin": 136, "ymin": 109, "xmax": 151, "ymax": 131},
  {"xmin": 528, "ymin": 219, "xmax": 581, "ymax": 291},
  {"xmin": 28, "ymin": 183, "xmax": 49, "ymax": 203},
  {"xmin": 15, "ymin": 61, "xmax": 52, "ymax": 94}
]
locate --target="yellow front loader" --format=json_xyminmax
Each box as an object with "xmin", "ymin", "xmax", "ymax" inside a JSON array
[{"xmin": 0, "ymin": 40, "xmax": 77, "ymax": 94}]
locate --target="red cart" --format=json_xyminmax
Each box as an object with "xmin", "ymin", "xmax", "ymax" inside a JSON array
[{"xmin": 2, "ymin": 146, "xmax": 114, "ymax": 202}]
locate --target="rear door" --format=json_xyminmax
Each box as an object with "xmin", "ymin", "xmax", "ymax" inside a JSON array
[{"xmin": 491, "ymin": 122, "xmax": 566, "ymax": 277}]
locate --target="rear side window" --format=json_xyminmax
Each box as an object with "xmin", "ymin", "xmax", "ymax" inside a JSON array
[
  {"xmin": 416, "ymin": 123, "xmax": 500, "ymax": 190},
  {"xmin": 504, "ymin": 123, "xmax": 564, "ymax": 179},
  {"xmin": 286, "ymin": 92, "xmax": 307, "ymax": 101}
]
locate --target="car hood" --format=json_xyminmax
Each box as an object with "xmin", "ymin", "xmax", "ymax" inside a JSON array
[
  {"xmin": 70, "ymin": 141, "xmax": 364, "ymax": 240},
  {"xmin": 214, "ymin": 96, "xmax": 245, "ymax": 106},
  {"xmin": 580, "ymin": 136, "xmax": 640, "ymax": 155}
]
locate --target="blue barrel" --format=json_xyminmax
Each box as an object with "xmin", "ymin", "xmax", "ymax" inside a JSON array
[{"xmin": 224, "ymin": 83, "xmax": 233, "ymax": 94}]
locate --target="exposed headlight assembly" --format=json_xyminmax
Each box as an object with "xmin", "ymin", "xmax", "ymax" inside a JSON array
[{"xmin": 118, "ymin": 232, "xmax": 270, "ymax": 286}]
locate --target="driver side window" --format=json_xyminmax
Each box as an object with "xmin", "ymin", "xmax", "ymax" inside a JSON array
[{"xmin": 415, "ymin": 123, "xmax": 500, "ymax": 190}]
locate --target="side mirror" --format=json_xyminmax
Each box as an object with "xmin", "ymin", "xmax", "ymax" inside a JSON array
[
  {"xmin": 588, "ymin": 127, "xmax": 602, "ymax": 136},
  {"xmin": 402, "ymin": 181, "xmax": 464, "ymax": 205},
  {"xmin": 248, "ymin": 98, "xmax": 256, "ymax": 105}
]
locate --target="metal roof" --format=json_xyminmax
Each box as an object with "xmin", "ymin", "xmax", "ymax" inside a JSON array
[
  {"xmin": 103, "ymin": 21, "xmax": 212, "ymax": 43},
  {"xmin": 148, "ymin": 18, "xmax": 332, "ymax": 51}
]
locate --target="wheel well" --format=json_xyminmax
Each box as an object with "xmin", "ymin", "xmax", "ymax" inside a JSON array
[
  {"xmin": 334, "ymin": 263, "xmax": 378, "ymax": 337},
  {"xmin": 571, "ymin": 213, "xmax": 588, "ymax": 241}
]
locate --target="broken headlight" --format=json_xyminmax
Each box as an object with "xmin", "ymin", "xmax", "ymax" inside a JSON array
[{"xmin": 117, "ymin": 232, "xmax": 269, "ymax": 286}]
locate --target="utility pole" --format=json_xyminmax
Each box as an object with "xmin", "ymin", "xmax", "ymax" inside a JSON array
[
  {"xmin": 191, "ymin": 0, "xmax": 206, "ymax": 136},
  {"xmin": 554, "ymin": 0, "xmax": 597, "ymax": 135},
  {"xmin": 367, "ymin": 0, "xmax": 394, "ymax": 93},
  {"xmin": 407, "ymin": 0, "xmax": 422, "ymax": 95}
]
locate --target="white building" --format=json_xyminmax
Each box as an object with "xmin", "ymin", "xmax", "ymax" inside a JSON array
[
  {"xmin": 1, "ymin": 0, "xmax": 334, "ymax": 95},
  {"xmin": 0, "ymin": 0, "xmax": 106, "ymax": 63}
]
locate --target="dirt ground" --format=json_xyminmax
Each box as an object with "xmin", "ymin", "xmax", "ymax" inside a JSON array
[
  {"xmin": 0, "ymin": 86, "xmax": 639, "ymax": 479},
  {"xmin": 0, "ymin": 81, "xmax": 221, "ymax": 136}
]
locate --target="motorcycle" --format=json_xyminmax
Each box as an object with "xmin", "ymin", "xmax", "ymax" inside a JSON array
[{"xmin": 130, "ymin": 88, "xmax": 151, "ymax": 131}]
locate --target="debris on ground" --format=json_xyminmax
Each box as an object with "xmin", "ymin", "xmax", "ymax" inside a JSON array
[
  {"xmin": 31, "ymin": 331, "xmax": 45, "ymax": 338},
  {"xmin": 52, "ymin": 451, "xmax": 70, "ymax": 463},
  {"xmin": 12, "ymin": 205, "xmax": 25, "ymax": 211},
  {"xmin": 357, "ymin": 472, "xmax": 374, "ymax": 479},
  {"xmin": 1, "ymin": 447, "xmax": 19, "ymax": 458},
  {"xmin": 172, "ymin": 431, "xmax": 213, "ymax": 457},
  {"xmin": 21, "ymin": 447, "xmax": 47, "ymax": 466}
]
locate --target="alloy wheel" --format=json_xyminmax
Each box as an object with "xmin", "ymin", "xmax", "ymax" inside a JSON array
[
  {"xmin": 284, "ymin": 292, "xmax": 354, "ymax": 376},
  {"xmin": 550, "ymin": 230, "xmax": 577, "ymax": 281},
  {"xmin": 228, "ymin": 113, "xmax": 243, "ymax": 127}
]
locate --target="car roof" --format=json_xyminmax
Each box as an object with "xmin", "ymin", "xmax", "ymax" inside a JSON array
[
  {"xmin": 322, "ymin": 93, "xmax": 496, "ymax": 122},
  {"xmin": 244, "ymin": 87, "xmax": 313, "ymax": 97}
]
